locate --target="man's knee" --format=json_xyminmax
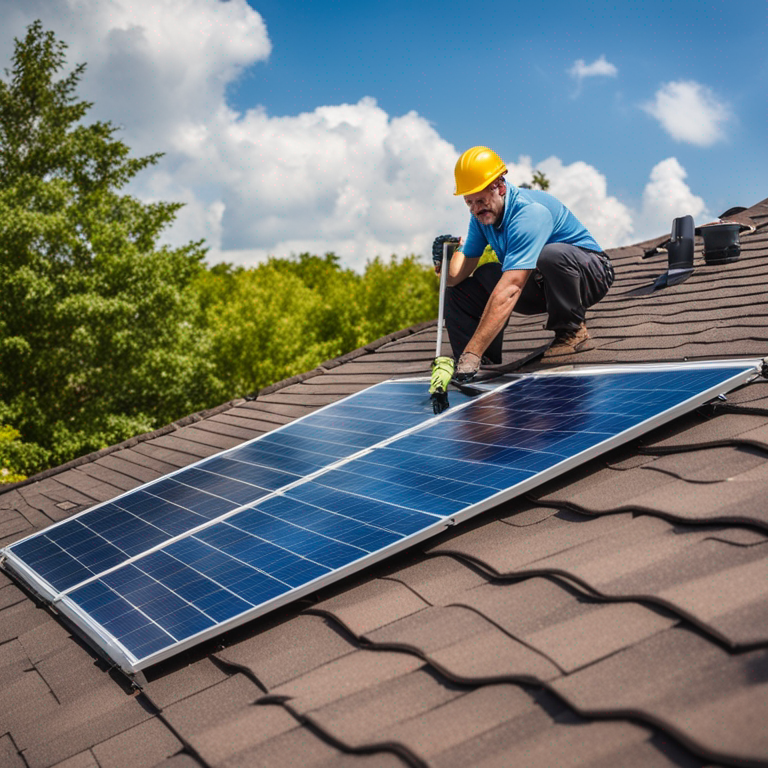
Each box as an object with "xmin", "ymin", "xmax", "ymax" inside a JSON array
[
  {"xmin": 473, "ymin": 260, "xmax": 503, "ymax": 291},
  {"xmin": 537, "ymin": 243, "xmax": 571, "ymax": 275}
]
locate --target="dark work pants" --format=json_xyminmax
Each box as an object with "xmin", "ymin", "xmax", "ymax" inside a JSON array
[{"xmin": 445, "ymin": 242, "xmax": 614, "ymax": 364}]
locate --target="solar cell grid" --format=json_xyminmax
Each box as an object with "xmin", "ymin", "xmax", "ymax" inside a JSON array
[
  {"xmin": 8, "ymin": 381, "xmax": 443, "ymax": 596},
  {"xmin": 2, "ymin": 363, "xmax": 759, "ymax": 673}
]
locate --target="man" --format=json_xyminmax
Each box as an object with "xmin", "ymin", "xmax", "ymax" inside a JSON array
[{"xmin": 433, "ymin": 146, "xmax": 614, "ymax": 385}]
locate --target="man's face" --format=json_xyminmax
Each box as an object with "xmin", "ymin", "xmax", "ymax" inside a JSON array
[{"xmin": 464, "ymin": 179, "xmax": 506, "ymax": 226}]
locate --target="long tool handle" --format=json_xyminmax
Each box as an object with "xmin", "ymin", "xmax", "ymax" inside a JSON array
[
  {"xmin": 435, "ymin": 243, "xmax": 450, "ymax": 359},
  {"xmin": 435, "ymin": 239, "xmax": 458, "ymax": 358}
]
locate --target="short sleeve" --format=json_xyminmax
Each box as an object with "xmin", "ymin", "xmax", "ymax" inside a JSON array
[{"xmin": 461, "ymin": 215, "xmax": 488, "ymax": 259}]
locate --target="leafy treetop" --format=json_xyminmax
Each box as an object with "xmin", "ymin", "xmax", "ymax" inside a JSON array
[{"xmin": 0, "ymin": 21, "xmax": 213, "ymax": 471}]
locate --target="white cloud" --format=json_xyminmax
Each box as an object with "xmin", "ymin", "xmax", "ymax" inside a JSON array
[
  {"xmin": 505, "ymin": 156, "xmax": 634, "ymax": 249},
  {"xmin": 190, "ymin": 97, "xmax": 464, "ymax": 268},
  {"xmin": 0, "ymin": 3, "xmax": 713, "ymax": 269},
  {"xmin": 568, "ymin": 55, "xmax": 618, "ymax": 80},
  {"xmin": 0, "ymin": 0, "xmax": 271, "ymax": 154},
  {"xmin": 1, "ymin": 0, "xmax": 466, "ymax": 270},
  {"xmin": 642, "ymin": 80, "xmax": 731, "ymax": 146},
  {"xmin": 635, "ymin": 157, "xmax": 708, "ymax": 240}
]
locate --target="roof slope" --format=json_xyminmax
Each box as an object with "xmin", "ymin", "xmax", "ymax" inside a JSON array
[{"xmin": 1, "ymin": 199, "xmax": 767, "ymax": 768}]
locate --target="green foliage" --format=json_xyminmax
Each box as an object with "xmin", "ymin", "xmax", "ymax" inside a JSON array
[
  {"xmin": 0, "ymin": 22, "xmax": 216, "ymax": 472},
  {"xmin": 358, "ymin": 254, "xmax": 439, "ymax": 341},
  {"xmin": 195, "ymin": 253, "xmax": 438, "ymax": 396},
  {"xmin": 531, "ymin": 170, "xmax": 550, "ymax": 190},
  {"xmin": 519, "ymin": 170, "xmax": 550, "ymax": 191},
  {"xmin": 0, "ymin": 424, "xmax": 48, "ymax": 483}
]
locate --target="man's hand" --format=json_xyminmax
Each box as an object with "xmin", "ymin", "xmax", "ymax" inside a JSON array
[
  {"xmin": 455, "ymin": 351, "xmax": 481, "ymax": 383},
  {"xmin": 429, "ymin": 356, "xmax": 455, "ymax": 413},
  {"xmin": 462, "ymin": 269, "xmax": 531, "ymax": 360},
  {"xmin": 432, "ymin": 234, "xmax": 459, "ymax": 272}
]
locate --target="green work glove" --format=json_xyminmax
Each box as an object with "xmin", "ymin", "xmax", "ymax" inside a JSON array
[{"xmin": 429, "ymin": 356, "xmax": 455, "ymax": 414}]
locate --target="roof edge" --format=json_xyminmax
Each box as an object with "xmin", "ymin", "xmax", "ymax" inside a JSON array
[
  {"xmin": 0, "ymin": 398, "xmax": 245, "ymax": 494},
  {"xmin": 0, "ymin": 319, "xmax": 438, "ymax": 495}
]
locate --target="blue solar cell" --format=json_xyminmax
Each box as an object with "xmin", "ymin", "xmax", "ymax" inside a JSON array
[
  {"xmin": 259, "ymin": 495, "xmax": 401, "ymax": 551},
  {"xmin": 312, "ymin": 467, "xmax": 465, "ymax": 517},
  {"xmin": 341, "ymin": 458, "xmax": 494, "ymax": 506},
  {"xmin": 146, "ymin": 477, "xmax": 241, "ymax": 519},
  {"xmin": 285, "ymin": 482, "xmax": 440, "ymax": 536},
  {"xmin": 190, "ymin": 460, "xmax": 300, "ymax": 496},
  {"xmin": 4, "ymin": 365, "xmax": 757, "ymax": 672},
  {"xmin": 11, "ymin": 534, "xmax": 95, "ymax": 590},
  {"xmin": 254, "ymin": 428, "xmax": 368, "ymax": 458},
  {"xmin": 8, "ymin": 380, "xmax": 438, "ymax": 592},
  {"xmin": 215, "ymin": 445, "xmax": 322, "ymax": 477}
]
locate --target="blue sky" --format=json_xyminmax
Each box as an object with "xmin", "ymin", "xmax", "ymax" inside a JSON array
[
  {"xmin": 240, "ymin": 0, "xmax": 765, "ymax": 212},
  {"xmin": 1, "ymin": 0, "xmax": 765, "ymax": 269}
]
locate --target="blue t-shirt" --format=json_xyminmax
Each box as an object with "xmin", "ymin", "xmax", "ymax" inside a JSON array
[{"xmin": 462, "ymin": 186, "xmax": 602, "ymax": 271}]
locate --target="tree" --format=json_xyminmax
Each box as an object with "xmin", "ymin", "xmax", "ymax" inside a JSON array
[
  {"xmin": 519, "ymin": 170, "xmax": 550, "ymax": 191},
  {"xmin": 356, "ymin": 254, "xmax": 438, "ymax": 342},
  {"xmin": 0, "ymin": 424, "xmax": 46, "ymax": 482},
  {"xmin": 0, "ymin": 22, "xmax": 216, "ymax": 472},
  {"xmin": 194, "ymin": 253, "xmax": 439, "ymax": 398}
]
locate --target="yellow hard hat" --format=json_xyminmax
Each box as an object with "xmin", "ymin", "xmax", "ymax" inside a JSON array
[{"xmin": 454, "ymin": 146, "xmax": 507, "ymax": 196}]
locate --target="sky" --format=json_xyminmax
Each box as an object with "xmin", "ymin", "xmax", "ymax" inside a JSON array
[{"xmin": 0, "ymin": 0, "xmax": 765, "ymax": 271}]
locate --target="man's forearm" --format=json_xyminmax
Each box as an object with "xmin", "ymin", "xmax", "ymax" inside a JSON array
[
  {"xmin": 446, "ymin": 251, "xmax": 478, "ymax": 286},
  {"xmin": 463, "ymin": 270, "xmax": 531, "ymax": 357}
]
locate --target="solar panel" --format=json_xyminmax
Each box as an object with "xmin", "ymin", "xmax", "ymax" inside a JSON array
[
  {"xmin": 5, "ymin": 381, "xmax": 453, "ymax": 596},
  {"xmin": 1, "ymin": 361, "xmax": 760, "ymax": 675}
]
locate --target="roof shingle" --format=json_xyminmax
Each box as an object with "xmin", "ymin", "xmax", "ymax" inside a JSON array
[{"xmin": 2, "ymin": 198, "xmax": 768, "ymax": 766}]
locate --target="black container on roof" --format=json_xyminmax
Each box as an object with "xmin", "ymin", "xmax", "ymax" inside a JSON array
[{"xmin": 700, "ymin": 222, "xmax": 741, "ymax": 264}]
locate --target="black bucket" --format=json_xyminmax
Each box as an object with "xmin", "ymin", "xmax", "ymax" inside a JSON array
[{"xmin": 700, "ymin": 222, "xmax": 741, "ymax": 264}]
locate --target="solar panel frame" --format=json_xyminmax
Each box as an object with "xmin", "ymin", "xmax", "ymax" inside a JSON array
[
  {"xmin": 2, "ymin": 379, "xmax": 463, "ymax": 603},
  {"xmin": 1, "ymin": 359, "xmax": 762, "ymax": 675}
]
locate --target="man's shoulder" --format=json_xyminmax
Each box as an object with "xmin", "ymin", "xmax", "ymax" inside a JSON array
[
  {"xmin": 513, "ymin": 186, "xmax": 556, "ymax": 204},
  {"xmin": 505, "ymin": 193, "xmax": 553, "ymax": 230}
]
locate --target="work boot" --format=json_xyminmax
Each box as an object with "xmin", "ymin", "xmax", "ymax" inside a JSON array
[{"xmin": 542, "ymin": 322, "xmax": 594, "ymax": 359}]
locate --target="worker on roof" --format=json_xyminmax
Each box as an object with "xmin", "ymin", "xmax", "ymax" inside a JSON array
[{"xmin": 433, "ymin": 146, "xmax": 615, "ymax": 382}]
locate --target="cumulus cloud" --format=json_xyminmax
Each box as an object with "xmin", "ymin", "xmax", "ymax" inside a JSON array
[
  {"xmin": 568, "ymin": 54, "xmax": 618, "ymax": 81},
  {"xmin": 503, "ymin": 155, "xmax": 634, "ymax": 249},
  {"xmin": 196, "ymin": 97, "xmax": 463, "ymax": 268},
  {"xmin": 0, "ymin": 0, "xmax": 271, "ymax": 154},
  {"xmin": 642, "ymin": 80, "xmax": 731, "ymax": 146},
  {"xmin": 1, "ymin": 0, "xmax": 467, "ymax": 270},
  {"xmin": 0, "ymin": 3, "xmax": 713, "ymax": 268},
  {"xmin": 634, "ymin": 157, "xmax": 708, "ymax": 240}
]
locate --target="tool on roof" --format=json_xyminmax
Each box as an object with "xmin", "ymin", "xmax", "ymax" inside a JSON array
[{"xmin": 429, "ymin": 236, "xmax": 460, "ymax": 413}]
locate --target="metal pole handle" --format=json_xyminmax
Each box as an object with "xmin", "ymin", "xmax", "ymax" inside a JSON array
[{"xmin": 435, "ymin": 239, "xmax": 458, "ymax": 359}]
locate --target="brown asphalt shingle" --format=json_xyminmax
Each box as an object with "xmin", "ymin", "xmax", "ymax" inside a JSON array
[
  {"xmin": 364, "ymin": 605, "xmax": 562, "ymax": 683},
  {"xmin": 91, "ymin": 718, "xmax": 183, "ymax": 768},
  {"xmin": 1, "ymin": 198, "xmax": 767, "ymax": 766},
  {"xmin": 552, "ymin": 628, "xmax": 768, "ymax": 766},
  {"xmin": 216, "ymin": 614, "xmax": 357, "ymax": 690}
]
